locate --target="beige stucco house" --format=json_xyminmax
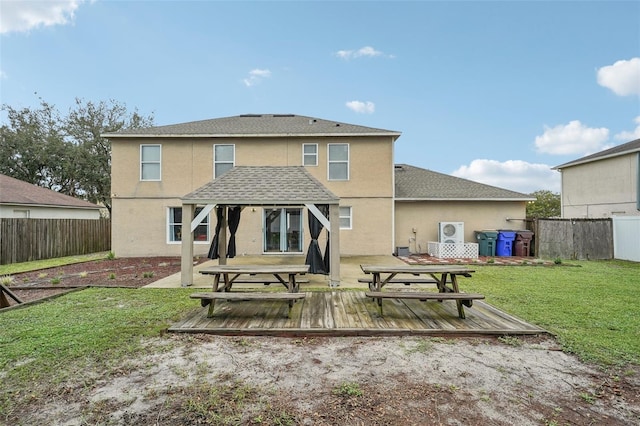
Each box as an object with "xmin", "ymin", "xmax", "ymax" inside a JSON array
[
  {"xmin": 104, "ymin": 114, "xmax": 532, "ymax": 284},
  {"xmin": 552, "ymin": 138, "xmax": 640, "ymax": 218}
]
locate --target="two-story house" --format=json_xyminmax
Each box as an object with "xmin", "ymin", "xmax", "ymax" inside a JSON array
[
  {"xmin": 552, "ymin": 138, "xmax": 640, "ymax": 218},
  {"xmin": 104, "ymin": 114, "xmax": 400, "ymax": 285},
  {"xmin": 104, "ymin": 114, "xmax": 532, "ymax": 285}
]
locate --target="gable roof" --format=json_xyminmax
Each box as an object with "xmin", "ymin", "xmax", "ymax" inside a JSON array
[
  {"xmin": 0, "ymin": 174, "xmax": 102, "ymax": 209},
  {"xmin": 553, "ymin": 138, "xmax": 640, "ymax": 170},
  {"xmin": 102, "ymin": 114, "xmax": 401, "ymax": 139},
  {"xmin": 394, "ymin": 164, "xmax": 534, "ymax": 201},
  {"xmin": 182, "ymin": 166, "xmax": 339, "ymax": 205}
]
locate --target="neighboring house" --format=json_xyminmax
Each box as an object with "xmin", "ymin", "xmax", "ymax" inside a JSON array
[
  {"xmin": 103, "ymin": 114, "xmax": 532, "ymax": 264},
  {"xmin": 0, "ymin": 174, "xmax": 103, "ymax": 219},
  {"xmin": 394, "ymin": 164, "xmax": 534, "ymax": 252},
  {"xmin": 552, "ymin": 138, "xmax": 640, "ymax": 218}
]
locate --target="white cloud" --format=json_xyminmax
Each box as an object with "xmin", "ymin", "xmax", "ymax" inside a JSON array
[
  {"xmin": 0, "ymin": 69, "xmax": 7, "ymax": 79},
  {"xmin": 345, "ymin": 100, "xmax": 375, "ymax": 114},
  {"xmin": 452, "ymin": 159, "xmax": 560, "ymax": 194},
  {"xmin": 0, "ymin": 0, "xmax": 84, "ymax": 34},
  {"xmin": 335, "ymin": 46, "xmax": 388, "ymax": 60},
  {"xmin": 597, "ymin": 57, "xmax": 640, "ymax": 96},
  {"xmin": 243, "ymin": 68, "xmax": 271, "ymax": 87},
  {"xmin": 615, "ymin": 116, "xmax": 640, "ymax": 141},
  {"xmin": 534, "ymin": 120, "xmax": 610, "ymax": 155}
]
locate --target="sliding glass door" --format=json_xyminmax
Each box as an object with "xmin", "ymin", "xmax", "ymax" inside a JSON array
[{"xmin": 264, "ymin": 208, "xmax": 303, "ymax": 253}]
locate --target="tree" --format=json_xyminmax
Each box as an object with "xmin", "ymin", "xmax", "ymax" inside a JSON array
[
  {"xmin": 0, "ymin": 100, "xmax": 77, "ymax": 193},
  {"xmin": 526, "ymin": 190, "xmax": 561, "ymax": 218},
  {"xmin": 64, "ymin": 98, "xmax": 154, "ymax": 214},
  {"xmin": 0, "ymin": 98, "xmax": 154, "ymax": 215}
]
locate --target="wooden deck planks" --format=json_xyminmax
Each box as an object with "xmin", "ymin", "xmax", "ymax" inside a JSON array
[{"xmin": 169, "ymin": 291, "xmax": 546, "ymax": 336}]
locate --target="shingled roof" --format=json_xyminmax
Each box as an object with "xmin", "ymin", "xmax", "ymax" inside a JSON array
[
  {"xmin": 102, "ymin": 114, "xmax": 401, "ymax": 138},
  {"xmin": 0, "ymin": 174, "xmax": 102, "ymax": 209},
  {"xmin": 553, "ymin": 138, "xmax": 640, "ymax": 170},
  {"xmin": 394, "ymin": 164, "xmax": 533, "ymax": 201},
  {"xmin": 182, "ymin": 166, "xmax": 339, "ymax": 205}
]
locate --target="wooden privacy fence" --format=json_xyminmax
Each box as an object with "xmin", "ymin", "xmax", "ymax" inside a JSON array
[
  {"xmin": 535, "ymin": 218, "xmax": 613, "ymax": 260},
  {"xmin": 0, "ymin": 218, "xmax": 111, "ymax": 265}
]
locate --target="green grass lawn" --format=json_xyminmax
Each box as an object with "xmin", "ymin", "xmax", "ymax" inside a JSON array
[
  {"xmin": 0, "ymin": 258, "xmax": 638, "ymax": 414},
  {"xmin": 463, "ymin": 260, "xmax": 640, "ymax": 366},
  {"xmin": 0, "ymin": 288, "xmax": 197, "ymax": 386},
  {"xmin": 0, "ymin": 252, "xmax": 110, "ymax": 275}
]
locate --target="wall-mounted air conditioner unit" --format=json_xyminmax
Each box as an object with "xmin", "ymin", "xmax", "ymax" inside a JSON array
[{"xmin": 439, "ymin": 222, "xmax": 464, "ymax": 244}]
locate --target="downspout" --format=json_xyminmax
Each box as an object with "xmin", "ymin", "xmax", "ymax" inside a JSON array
[
  {"xmin": 637, "ymin": 153, "xmax": 640, "ymax": 211},
  {"xmin": 559, "ymin": 169, "xmax": 565, "ymax": 218},
  {"xmin": 391, "ymin": 136, "xmax": 396, "ymax": 254}
]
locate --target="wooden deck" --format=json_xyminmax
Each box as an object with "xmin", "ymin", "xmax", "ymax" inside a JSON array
[{"xmin": 169, "ymin": 291, "xmax": 547, "ymax": 337}]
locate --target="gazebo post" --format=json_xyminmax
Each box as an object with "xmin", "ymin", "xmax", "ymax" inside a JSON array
[
  {"xmin": 329, "ymin": 203, "xmax": 341, "ymax": 287},
  {"xmin": 181, "ymin": 203, "xmax": 195, "ymax": 287}
]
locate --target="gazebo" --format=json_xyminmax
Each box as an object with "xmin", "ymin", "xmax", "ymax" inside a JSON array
[{"xmin": 180, "ymin": 166, "xmax": 341, "ymax": 287}]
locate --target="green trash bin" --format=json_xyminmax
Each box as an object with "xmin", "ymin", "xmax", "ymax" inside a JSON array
[{"xmin": 475, "ymin": 230, "xmax": 498, "ymax": 256}]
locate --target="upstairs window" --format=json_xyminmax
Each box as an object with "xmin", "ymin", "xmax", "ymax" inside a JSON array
[
  {"xmin": 214, "ymin": 144, "xmax": 235, "ymax": 178},
  {"xmin": 328, "ymin": 143, "xmax": 349, "ymax": 180},
  {"xmin": 302, "ymin": 143, "xmax": 318, "ymax": 166},
  {"xmin": 140, "ymin": 144, "xmax": 161, "ymax": 181}
]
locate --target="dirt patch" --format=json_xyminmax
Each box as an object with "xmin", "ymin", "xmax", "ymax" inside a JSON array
[
  {"xmin": 9, "ymin": 256, "xmax": 194, "ymax": 288},
  {"xmin": 3, "ymin": 256, "xmax": 204, "ymax": 307},
  {"xmin": 7, "ymin": 334, "xmax": 639, "ymax": 425}
]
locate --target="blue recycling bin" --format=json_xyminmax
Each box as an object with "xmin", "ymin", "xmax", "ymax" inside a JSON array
[{"xmin": 496, "ymin": 230, "xmax": 516, "ymax": 256}]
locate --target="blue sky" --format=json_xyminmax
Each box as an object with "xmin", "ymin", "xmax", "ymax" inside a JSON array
[{"xmin": 1, "ymin": 0, "xmax": 639, "ymax": 194}]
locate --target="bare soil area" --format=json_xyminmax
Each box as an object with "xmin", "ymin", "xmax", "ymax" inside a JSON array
[
  {"xmin": 5, "ymin": 256, "xmax": 205, "ymax": 306},
  {"xmin": 3, "ymin": 258, "xmax": 639, "ymax": 425},
  {"xmin": 9, "ymin": 334, "xmax": 640, "ymax": 425}
]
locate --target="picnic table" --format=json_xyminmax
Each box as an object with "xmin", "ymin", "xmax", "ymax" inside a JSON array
[
  {"xmin": 191, "ymin": 264, "xmax": 310, "ymax": 318},
  {"xmin": 360, "ymin": 264, "xmax": 484, "ymax": 319}
]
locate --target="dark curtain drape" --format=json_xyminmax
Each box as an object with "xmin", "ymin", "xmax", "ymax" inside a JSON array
[
  {"xmin": 227, "ymin": 206, "xmax": 242, "ymax": 258},
  {"xmin": 305, "ymin": 204, "xmax": 328, "ymax": 274},
  {"xmin": 207, "ymin": 206, "xmax": 224, "ymax": 259}
]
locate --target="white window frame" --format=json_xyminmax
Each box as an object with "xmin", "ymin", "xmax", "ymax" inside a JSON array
[
  {"xmin": 339, "ymin": 206, "xmax": 352, "ymax": 230},
  {"xmin": 167, "ymin": 206, "xmax": 210, "ymax": 244},
  {"xmin": 140, "ymin": 144, "xmax": 161, "ymax": 181},
  {"xmin": 328, "ymin": 143, "xmax": 349, "ymax": 181},
  {"xmin": 302, "ymin": 143, "xmax": 318, "ymax": 166},
  {"xmin": 214, "ymin": 144, "xmax": 235, "ymax": 179},
  {"xmin": 13, "ymin": 209, "xmax": 30, "ymax": 218}
]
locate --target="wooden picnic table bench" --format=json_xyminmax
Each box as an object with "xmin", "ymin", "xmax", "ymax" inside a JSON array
[
  {"xmin": 360, "ymin": 264, "xmax": 482, "ymax": 319},
  {"xmin": 190, "ymin": 291, "xmax": 306, "ymax": 318},
  {"xmin": 364, "ymin": 291, "xmax": 484, "ymax": 310},
  {"xmin": 197, "ymin": 264, "xmax": 309, "ymax": 318},
  {"xmin": 231, "ymin": 277, "xmax": 309, "ymax": 286},
  {"xmin": 199, "ymin": 264, "xmax": 309, "ymax": 293},
  {"xmin": 358, "ymin": 277, "xmax": 439, "ymax": 287}
]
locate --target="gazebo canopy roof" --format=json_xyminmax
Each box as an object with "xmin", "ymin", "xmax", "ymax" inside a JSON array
[{"xmin": 182, "ymin": 166, "xmax": 339, "ymax": 205}]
